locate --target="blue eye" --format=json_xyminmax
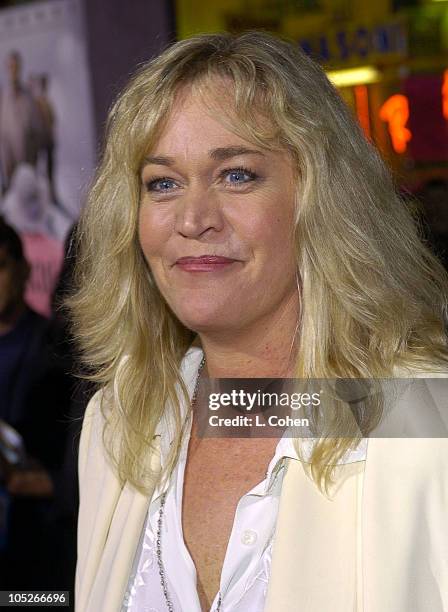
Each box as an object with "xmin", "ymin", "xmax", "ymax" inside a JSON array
[
  {"xmin": 144, "ymin": 166, "xmax": 258, "ymax": 194},
  {"xmin": 223, "ymin": 167, "xmax": 257, "ymax": 186},
  {"xmin": 145, "ymin": 177, "xmax": 177, "ymax": 192}
]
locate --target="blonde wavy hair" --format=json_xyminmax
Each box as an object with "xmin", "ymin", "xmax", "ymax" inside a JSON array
[{"xmin": 69, "ymin": 31, "xmax": 448, "ymax": 494}]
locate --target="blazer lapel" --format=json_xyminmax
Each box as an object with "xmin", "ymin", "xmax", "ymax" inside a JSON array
[
  {"xmin": 77, "ymin": 429, "xmax": 161, "ymax": 612},
  {"xmin": 265, "ymin": 458, "xmax": 364, "ymax": 612},
  {"xmin": 84, "ymin": 481, "xmax": 153, "ymax": 612}
]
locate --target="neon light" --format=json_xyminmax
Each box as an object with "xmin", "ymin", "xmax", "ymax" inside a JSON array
[
  {"xmin": 379, "ymin": 94, "xmax": 412, "ymax": 154},
  {"xmin": 327, "ymin": 66, "xmax": 380, "ymax": 87},
  {"xmin": 354, "ymin": 85, "xmax": 371, "ymax": 139},
  {"xmin": 442, "ymin": 70, "xmax": 448, "ymax": 120}
]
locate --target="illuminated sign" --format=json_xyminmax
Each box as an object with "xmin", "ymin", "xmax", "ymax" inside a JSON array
[
  {"xmin": 327, "ymin": 66, "xmax": 379, "ymax": 87},
  {"xmin": 443, "ymin": 70, "xmax": 448, "ymax": 120},
  {"xmin": 354, "ymin": 85, "xmax": 371, "ymax": 140},
  {"xmin": 379, "ymin": 94, "xmax": 412, "ymax": 154},
  {"xmin": 299, "ymin": 21, "xmax": 407, "ymax": 67},
  {"xmin": 404, "ymin": 73, "xmax": 448, "ymax": 162}
]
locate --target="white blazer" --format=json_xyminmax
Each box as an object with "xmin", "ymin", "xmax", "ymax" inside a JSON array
[{"xmin": 75, "ymin": 348, "xmax": 448, "ymax": 611}]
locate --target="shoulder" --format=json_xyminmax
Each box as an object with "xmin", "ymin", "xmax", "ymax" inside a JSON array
[
  {"xmin": 373, "ymin": 363, "xmax": 447, "ymax": 437},
  {"xmin": 367, "ymin": 361, "xmax": 448, "ymax": 480},
  {"xmin": 79, "ymin": 387, "xmax": 112, "ymax": 450},
  {"xmin": 78, "ymin": 345, "xmax": 201, "ymax": 478},
  {"xmin": 78, "ymin": 388, "xmax": 115, "ymax": 492}
]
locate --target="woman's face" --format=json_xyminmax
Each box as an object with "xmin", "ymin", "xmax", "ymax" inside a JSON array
[{"xmin": 138, "ymin": 87, "xmax": 298, "ymax": 334}]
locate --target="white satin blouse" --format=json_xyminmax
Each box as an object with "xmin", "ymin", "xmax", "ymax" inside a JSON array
[{"xmin": 121, "ymin": 348, "xmax": 367, "ymax": 612}]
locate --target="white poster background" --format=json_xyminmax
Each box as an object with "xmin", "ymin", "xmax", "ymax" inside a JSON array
[{"xmin": 0, "ymin": 0, "xmax": 95, "ymax": 241}]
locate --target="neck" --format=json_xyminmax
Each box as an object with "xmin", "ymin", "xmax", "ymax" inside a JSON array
[
  {"xmin": 197, "ymin": 292, "xmax": 300, "ymax": 378},
  {"xmin": 0, "ymin": 301, "xmax": 27, "ymax": 336}
]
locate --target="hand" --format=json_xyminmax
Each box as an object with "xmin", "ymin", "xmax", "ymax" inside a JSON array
[{"xmin": 6, "ymin": 469, "xmax": 54, "ymax": 497}]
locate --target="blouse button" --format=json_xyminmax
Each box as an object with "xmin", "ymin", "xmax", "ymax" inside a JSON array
[{"xmin": 241, "ymin": 529, "xmax": 258, "ymax": 545}]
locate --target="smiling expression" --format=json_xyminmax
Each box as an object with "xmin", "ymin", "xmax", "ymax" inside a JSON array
[{"xmin": 138, "ymin": 85, "xmax": 299, "ymax": 334}]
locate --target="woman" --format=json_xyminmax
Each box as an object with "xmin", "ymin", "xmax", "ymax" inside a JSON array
[{"xmin": 72, "ymin": 32, "xmax": 448, "ymax": 612}]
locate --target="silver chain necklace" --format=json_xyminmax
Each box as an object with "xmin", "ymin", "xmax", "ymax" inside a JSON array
[{"xmin": 156, "ymin": 356, "xmax": 222, "ymax": 612}]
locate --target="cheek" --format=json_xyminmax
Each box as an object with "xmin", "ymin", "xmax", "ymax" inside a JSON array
[
  {"xmin": 138, "ymin": 205, "xmax": 172, "ymax": 261},
  {"xmin": 239, "ymin": 201, "xmax": 296, "ymax": 266}
]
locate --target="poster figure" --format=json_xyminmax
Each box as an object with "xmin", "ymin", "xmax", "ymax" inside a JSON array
[
  {"xmin": 0, "ymin": 0, "xmax": 95, "ymax": 316},
  {"xmin": 0, "ymin": 50, "xmax": 41, "ymax": 194},
  {"xmin": 30, "ymin": 72, "xmax": 57, "ymax": 203}
]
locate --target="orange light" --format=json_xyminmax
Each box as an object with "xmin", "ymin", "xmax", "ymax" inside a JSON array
[
  {"xmin": 442, "ymin": 70, "xmax": 448, "ymax": 120},
  {"xmin": 354, "ymin": 85, "xmax": 371, "ymax": 140},
  {"xmin": 379, "ymin": 94, "xmax": 412, "ymax": 154}
]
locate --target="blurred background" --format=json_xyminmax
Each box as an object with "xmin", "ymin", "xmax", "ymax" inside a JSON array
[{"xmin": 0, "ymin": 0, "xmax": 447, "ymax": 609}]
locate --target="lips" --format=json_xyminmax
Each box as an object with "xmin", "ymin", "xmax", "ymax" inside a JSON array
[
  {"xmin": 176, "ymin": 256, "xmax": 236, "ymax": 264},
  {"xmin": 174, "ymin": 255, "xmax": 239, "ymax": 272}
]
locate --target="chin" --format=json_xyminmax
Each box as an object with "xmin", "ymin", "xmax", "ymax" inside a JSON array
[{"xmin": 172, "ymin": 303, "xmax": 237, "ymax": 334}]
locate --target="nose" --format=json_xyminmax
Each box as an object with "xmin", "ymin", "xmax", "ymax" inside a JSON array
[{"xmin": 174, "ymin": 185, "xmax": 224, "ymax": 238}]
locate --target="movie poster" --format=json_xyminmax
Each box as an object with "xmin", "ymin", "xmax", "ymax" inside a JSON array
[{"xmin": 0, "ymin": 0, "xmax": 95, "ymax": 316}]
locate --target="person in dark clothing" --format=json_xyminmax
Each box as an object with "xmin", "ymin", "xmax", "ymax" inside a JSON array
[
  {"xmin": 0, "ymin": 217, "xmax": 72, "ymax": 598},
  {"xmin": 48, "ymin": 224, "xmax": 95, "ymax": 610}
]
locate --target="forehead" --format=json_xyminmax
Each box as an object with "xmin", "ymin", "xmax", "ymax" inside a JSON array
[
  {"xmin": 152, "ymin": 89, "xmax": 244, "ymax": 152},
  {"xmin": 149, "ymin": 83, "xmax": 283, "ymax": 164}
]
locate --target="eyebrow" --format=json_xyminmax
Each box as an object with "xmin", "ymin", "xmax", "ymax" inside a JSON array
[{"xmin": 143, "ymin": 146, "xmax": 266, "ymax": 167}]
